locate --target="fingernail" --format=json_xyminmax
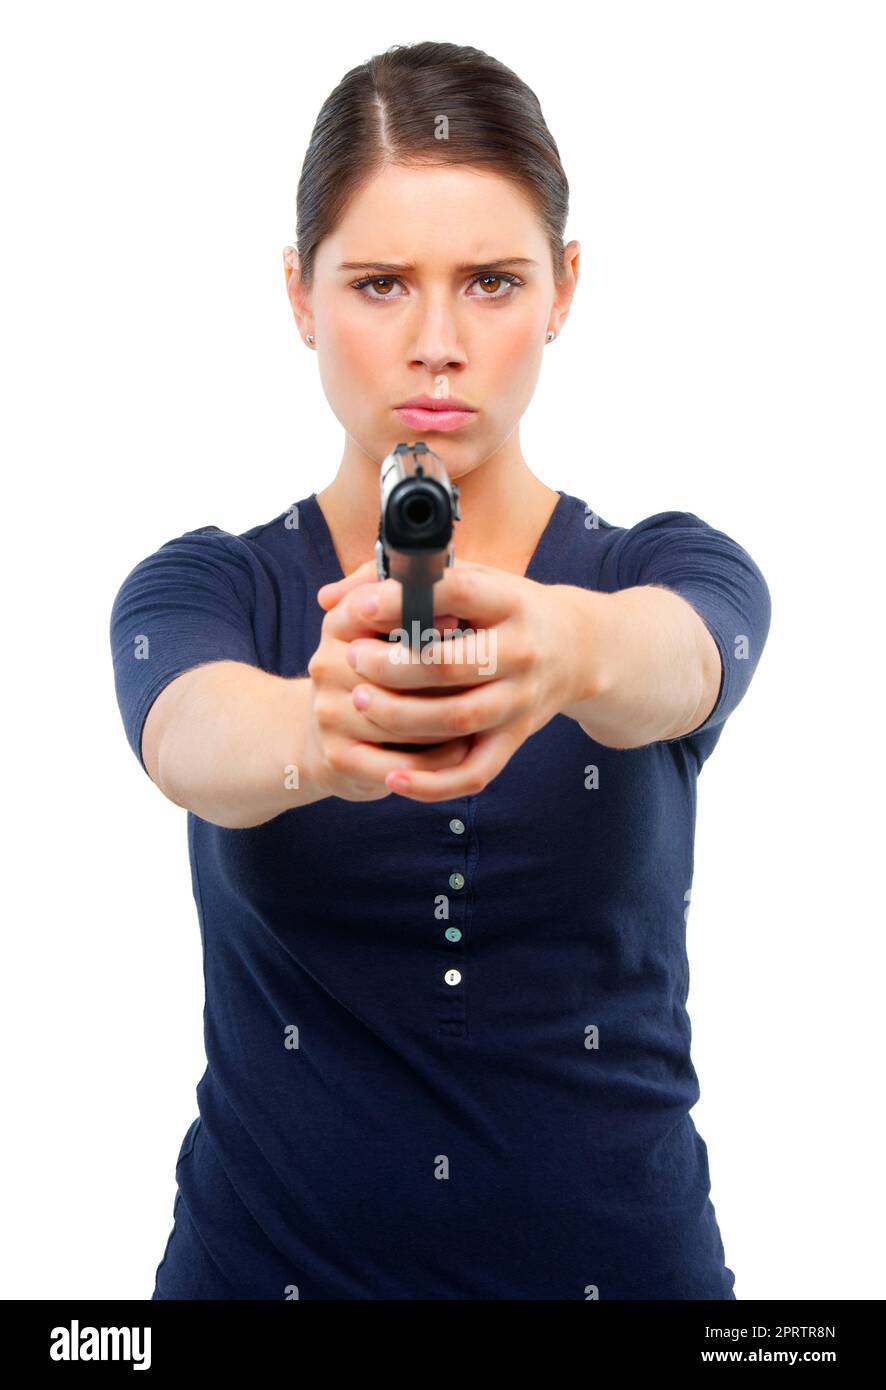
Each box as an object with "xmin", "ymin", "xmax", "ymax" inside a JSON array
[
  {"xmin": 388, "ymin": 773, "xmax": 410, "ymax": 792},
  {"xmin": 352, "ymin": 686, "xmax": 371, "ymax": 710},
  {"xmin": 360, "ymin": 593, "xmax": 379, "ymax": 616}
]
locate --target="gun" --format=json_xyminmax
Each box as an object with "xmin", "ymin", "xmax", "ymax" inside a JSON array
[
  {"xmin": 375, "ymin": 441, "xmax": 462, "ymax": 753},
  {"xmin": 375, "ymin": 441, "xmax": 461, "ymax": 651}
]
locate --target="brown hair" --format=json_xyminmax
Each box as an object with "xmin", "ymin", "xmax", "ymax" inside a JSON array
[{"xmin": 294, "ymin": 41, "xmax": 570, "ymax": 290}]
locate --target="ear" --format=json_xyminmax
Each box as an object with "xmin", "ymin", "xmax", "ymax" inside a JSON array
[
  {"xmin": 551, "ymin": 239, "xmax": 581, "ymax": 336},
  {"xmin": 282, "ymin": 246, "xmax": 315, "ymax": 341}
]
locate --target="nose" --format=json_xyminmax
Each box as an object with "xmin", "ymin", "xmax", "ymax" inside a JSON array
[{"xmin": 407, "ymin": 294, "xmax": 468, "ymax": 373}]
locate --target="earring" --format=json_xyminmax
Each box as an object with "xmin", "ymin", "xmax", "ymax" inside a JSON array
[
  {"xmin": 546, "ymin": 330, "xmax": 555, "ymax": 342},
  {"xmin": 306, "ymin": 334, "xmax": 315, "ymax": 345}
]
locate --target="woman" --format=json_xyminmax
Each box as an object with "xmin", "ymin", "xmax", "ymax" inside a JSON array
[{"xmin": 110, "ymin": 41, "xmax": 771, "ymax": 1300}]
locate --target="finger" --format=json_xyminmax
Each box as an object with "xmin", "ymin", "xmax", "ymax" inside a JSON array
[
  {"xmin": 330, "ymin": 733, "xmax": 475, "ymax": 787},
  {"xmin": 325, "ymin": 572, "xmax": 463, "ymax": 643},
  {"xmin": 422, "ymin": 560, "xmax": 528, "ymax": 630},
  {"xmin": 347, "ymin": 626, "xmax": 502, "ymax": 690},
  {"xmin": 350, "ymin": 678, "xmax": 515, "ymax": 739},
  {"xmin": 316, "ymin": 559, "xmax": 378, "ymax": 610},
  {"xmin": 333, "ymin": 691, "xmax": 467, "ymax": 746},
  {"xmin": 325, "ymin": 558, "xmax": 523, "ymax": 634},
  {"xmin": 384, "ymin": 725, "xmax": 520, "ymax": 801},
  {"xmin": 322, "ymin": 577, "xmax": 404, "ymax": 642}
]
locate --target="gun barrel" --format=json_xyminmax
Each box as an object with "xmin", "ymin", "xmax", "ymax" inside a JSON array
[
  {"xmin": 376, "ymin": 442, "xmax": 460, "ymax": 650},
  {"xmin": 375, "ymin": 442, "xmax": 461, "ymax": 753}
]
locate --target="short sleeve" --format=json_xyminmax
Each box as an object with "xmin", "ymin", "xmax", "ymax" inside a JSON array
[
  {"xmin": 608, "ymin": 511, "xmax": 772, "ymax": 742},
  {"xmin": 109, "ymin": 526, "xmax": 261, "ymax": 775}
]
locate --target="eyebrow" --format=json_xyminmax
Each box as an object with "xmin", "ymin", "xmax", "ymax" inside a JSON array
[{"xmin": 337, "ymin": 258, "xmax": 538, "ymax": 274}]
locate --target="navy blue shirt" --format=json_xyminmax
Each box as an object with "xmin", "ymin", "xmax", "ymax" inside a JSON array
[{"xmin": 109, "ymin": 490, "xmax": 771, "ymax": 1300}]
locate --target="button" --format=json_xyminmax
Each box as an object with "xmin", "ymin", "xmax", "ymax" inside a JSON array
[
  {"xmin": 449, "ymin": 872, "xmax": 465, "ymax": 890},
  {"xmin": 444, "ymin": 969, "xmax": 462, "ymax": 986},
  {"xmin": 449, "ymin": 818, "xmax": 465, "ymax": 834},
  {"xmin": 445, "ymin": 927, "xmax": 462, "ymax": 942}
]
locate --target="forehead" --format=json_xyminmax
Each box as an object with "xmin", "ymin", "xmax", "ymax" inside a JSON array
[{"xmin": 318, "ymin": 163, "xmax": 544, "ymax": 266}]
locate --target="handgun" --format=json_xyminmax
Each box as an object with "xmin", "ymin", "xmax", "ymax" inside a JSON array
[
  {"xmin": 375, "ymin": 441, "xmax": 461, "ymax": 652},
  {"xmin": 374, "ymin": 441, "xmax": 462, "ymax": 754}
]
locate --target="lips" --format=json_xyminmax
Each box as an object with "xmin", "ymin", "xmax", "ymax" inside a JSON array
[
  {"xmin": 394, "ymin": 407, "xmax": 475, "ymax": 432},
  {"xmin": 393, "ymin": 394, "xmax": 477, "ymax": 433}
]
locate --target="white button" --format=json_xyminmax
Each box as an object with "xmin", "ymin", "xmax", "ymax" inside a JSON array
[
  {"xmin": 449, "ymin": 818, "xmax": 465, "ymax": 834},
  {"xmin": 444, "ymin": 969, "xmax": 462, "ymax": 986}
]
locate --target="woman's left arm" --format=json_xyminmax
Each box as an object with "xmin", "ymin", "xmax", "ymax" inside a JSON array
[{"xmin": 556, "ymin": 581, "xmax": 722, "ymax": 748}]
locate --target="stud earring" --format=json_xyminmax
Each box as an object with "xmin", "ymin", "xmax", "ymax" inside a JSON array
[
  {"xmin": 546, "ymin": 330, "xmax": 555, "ymax": 342},
  {"xmin": 306, "ymin": 334, "xmax": 315, "ymax": 345}
]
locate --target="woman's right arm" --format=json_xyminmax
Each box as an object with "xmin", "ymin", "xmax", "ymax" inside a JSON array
[
  {"xmin": 142, "ymin": 663, "xmax": 326, "ymax": 828},
  {"xmin": 142, "ymin": 574, "xmax": 473, "ymax": 828}
]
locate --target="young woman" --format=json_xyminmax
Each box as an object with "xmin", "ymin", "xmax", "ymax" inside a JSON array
[{"xmin": 110, "ymin": 41, "xmax": 771, "ymax": 1300}]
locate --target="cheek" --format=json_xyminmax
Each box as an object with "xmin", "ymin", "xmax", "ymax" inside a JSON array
[
  {"xmin": 317, "ymin": 312, "xmax": 390, "ymax": 411},
  {"xmin": 499, "ymin": 320, "xmax": 539, "ymax": 365},
  {"xmin": 327, "ymin": 315, "xmax": 379, "ymax": 377},
  {"xmin": 484, "ymin": 315, "xmax": 544, "ymax": 400}
]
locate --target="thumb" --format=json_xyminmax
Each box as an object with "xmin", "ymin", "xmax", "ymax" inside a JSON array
[{"xmin": 316, "ymin": 558, "xmax": 379, "ymax": 610}]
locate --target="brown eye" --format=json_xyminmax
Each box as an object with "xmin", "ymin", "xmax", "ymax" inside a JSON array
[
  {"xmin": 352, "ymin": 276, "xmax": 405, "ymax": 301},
  {"xmin": 467, "ymin": 272, "xmax": 522, "ymax": 300}
]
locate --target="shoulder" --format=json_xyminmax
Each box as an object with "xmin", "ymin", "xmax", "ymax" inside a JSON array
[
  {"xmin": 109, "ymin": 507, "xmax": 302, "ymax": 609},
  {"xmin": 596, "ymin": 507, "xmax": 769, "ymax": 599},
  {"xmin": 109, "ymin": 524, "xmax": 255, "ymax": 621}
]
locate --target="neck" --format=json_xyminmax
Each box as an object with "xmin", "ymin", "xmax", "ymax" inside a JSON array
[{"xmin": 315, "ymin": 429, "xmax": 561, "ymax": 575}]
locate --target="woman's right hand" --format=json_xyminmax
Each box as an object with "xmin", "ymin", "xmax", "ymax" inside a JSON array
[{"xmin": 300, "ymin": 561, "xmax": 473, "ymax": 801}]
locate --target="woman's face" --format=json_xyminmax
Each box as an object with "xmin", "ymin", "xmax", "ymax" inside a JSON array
[{"xmin": 286, "ymin": 163, "xmax": 579, "ymax": 479}]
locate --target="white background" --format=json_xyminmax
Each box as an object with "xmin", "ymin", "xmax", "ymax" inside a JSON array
[{"xmin": 1, "ymin": 1, "xmax": 883, "ymax": 1300}]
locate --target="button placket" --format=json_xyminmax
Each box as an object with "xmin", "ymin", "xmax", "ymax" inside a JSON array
[{"xmin": 437, "ymin": 804, "xmax": 471, "ymax": 1037}]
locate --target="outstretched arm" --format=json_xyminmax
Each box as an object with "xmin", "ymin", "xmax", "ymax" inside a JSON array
[{"xmin": 557, "ymin": 583, "xmax": 722, "ymax": 749}]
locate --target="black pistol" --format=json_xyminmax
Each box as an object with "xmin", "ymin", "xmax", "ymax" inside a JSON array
[
  {"xmin": 375, "ymin": 442, "xmax": 461, "ymax": 754},
  {"xmin": 375, "ymin": 441, "xmax": 461, "ymax": 652}
]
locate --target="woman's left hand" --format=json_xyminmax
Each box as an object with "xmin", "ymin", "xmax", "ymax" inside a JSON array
[{"xmin": 316, "ymin": 560, "xmax": 609, "ymax": 802}]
